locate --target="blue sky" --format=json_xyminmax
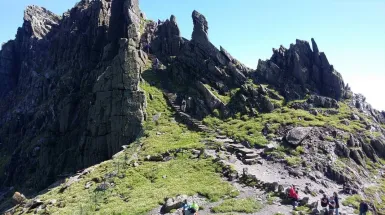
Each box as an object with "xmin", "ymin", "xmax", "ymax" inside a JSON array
[{"xmin": 1, "ymin": 0, "xmax": 384, "ymax": 110}]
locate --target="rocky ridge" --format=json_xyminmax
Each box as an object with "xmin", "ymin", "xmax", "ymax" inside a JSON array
[{"xmin": 0, "ymin": 0, "xmax": 385, "ymax": 214}]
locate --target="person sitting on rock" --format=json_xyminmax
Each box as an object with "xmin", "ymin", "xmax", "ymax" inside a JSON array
[
  {"xmin": 288, "ymin": 185, "xmax": 299, "ymax": 208},
  {"xmin": 320, "ymin": 194, "xmax": 329, "ymax": 215}
]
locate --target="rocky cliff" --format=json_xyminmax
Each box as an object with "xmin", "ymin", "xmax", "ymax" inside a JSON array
[
  {"xmin": 1, "ymin": 1, "xmax": 385, "ymax": 214},
  {"xmin": 0, "ymin": 0, "xmax": 146, "ymax": 192}
]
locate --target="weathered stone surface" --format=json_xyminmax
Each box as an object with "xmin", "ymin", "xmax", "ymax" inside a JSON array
[
  {"xmin": 255, "ymin": 38, "xmax": 350, "ymax": 101},
  {"xmin": 307, "ymin": 95, "xmax": 339, "ymax": 109},
  {"xmin": 12, "ymin": 192, "xmax": 26, "ymax": 205},
  {"xmin": 162, "ymin": 195, "xmax": 187, "ymax": 213},
  {"xmin": 191, "ymin": 10, "xmax": 209, "ymax": 44},
  {"xmin": 0, "ymin": 0, "xmax": 145, "ymax": 192},
  {"xmin": 285, "ymin": 127, "xmax": 313, "ymax": 146}
]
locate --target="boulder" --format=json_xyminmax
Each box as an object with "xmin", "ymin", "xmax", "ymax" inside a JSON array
[
  {"xmin": 162, "ymin": 195, "xmax": 187, "ymax": 213},
  {"xmin": 347, "ymin": 134, "xmax": 359, "ymax": 147},
  {"xmin": 350, "ymin": 149, "xmax": 364, "ymax": 166},
  {"xmin": 264, "ymin": 142, "xmax": 278, "ymax": 153},
  {"xmin": 12, "ymin": 192, "xmax": 26, "ymax": 205},
  {"xmin": 307, "ymin": 95, "xmax": 339, "ymax": 109},
  {"xmin": 299, "ymin": 197, "xmax": 309, "ymax": 206},
  {"xmin": 286, "ymin": 127, "xmax": 313, "ymax": 146},
  {"xmin": 371, "ymin": 138, "xmax": 385, "ymax": 158}
]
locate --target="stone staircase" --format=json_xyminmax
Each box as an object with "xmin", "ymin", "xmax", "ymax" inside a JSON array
[
  {"xmin": 225, "ymin": 143, "xmax": 262, "ymax": 165},
  {"xmin": 163, "ymin": 92, "xmax": 211, "ymax": 133},
  {"xmin": 163, "ymin": 92, "xmax": 262, "ymax": 165}
]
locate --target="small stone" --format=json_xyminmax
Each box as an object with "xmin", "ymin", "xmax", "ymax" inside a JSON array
[
  {"xmin": 48, "ymin": 199, "xmax": 57, "ymax": 205},
  {"xmin": 162, "ymin": 175, "xmax": 167, "ymax": 179},
  {"xmin": 85, "ymin": 181, "xmax": 93, "ymax": 189}
]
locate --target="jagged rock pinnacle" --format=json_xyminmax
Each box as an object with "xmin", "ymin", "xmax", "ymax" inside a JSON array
[
  {"xmin": 23, "ymin": 5, "xmax": 60, "ymax": 39},
  {"xmin": 191, "ymin": 10, "xmax": 209, "ymax": 44}
]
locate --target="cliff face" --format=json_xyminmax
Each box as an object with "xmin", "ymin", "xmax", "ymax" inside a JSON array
[{"xmin": 0, "ymin": 0, "xmax": 145, "ymax": 191}]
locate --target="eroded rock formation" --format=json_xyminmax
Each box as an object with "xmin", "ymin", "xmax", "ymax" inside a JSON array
[
  {"xmin": 255, "ymin": 39, "xmax": 351, "ymax": 101},
  {"xmin": 0, "ymin": 0, "xmax": 145, "ymax": 191}
]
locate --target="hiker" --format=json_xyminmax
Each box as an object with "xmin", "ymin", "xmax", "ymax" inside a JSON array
[
  {"xmin": 189, "ymin": 201, "xmax": 199, "ymax": 214},
  {"xmin": 288, "ymin": 185, "xmax": 299, "ymax": 208},
  {"xmin": 333, "ymin": 192, "xmax": 339, "ymax": 215},
  {"xmin": 328, "ymin": 195, "xmax": 336, "ymax": 215},
  {"xmin": 359, "ymin": 201, "xmax": 369, "ymax": 215},
  {"xmin": 158, "ymin": 19, "xmax": 162, "ymax": 25},
  {"xmin": 182, "ymin": 200, "xmax": 191, "ymax": 215},
  {"xmin": 181, "ymin": 99, "xmax": 187, "ymax": 112},
  {"xmin": 153, "ymin": 58, "xmax": 159, "ymax": 70},
  {"xmin": 144, "ymin": 43, "xmax": 150, "ymax": 54},
  {"xmin": 320, "ymin": 194, "xmax": 329, "ymax": 215}
]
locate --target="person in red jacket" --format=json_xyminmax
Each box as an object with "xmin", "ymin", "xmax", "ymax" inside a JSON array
[
  {"xmin": 288, "ymin": 185, "xmax": 299, "ymax": 200},
  {"xmin": 288, "ymin": 185, "xmax": 299, "ymax": 208}
]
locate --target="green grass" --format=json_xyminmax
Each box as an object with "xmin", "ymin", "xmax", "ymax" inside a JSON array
[
  {"xmin": 203, "ymin": 101, "xmax": 367, "ymax": 147},
  {"xmin": 285, "ymin": 156, "xmax": 302, "ymax": 167},
  {"xmin": 203, "ymin": 84, "xmax": 239, "ymax": 105},
  {"xmin": 34, "ymin": 157, "xmax": 237, "ymax": 215},
  {"xmin": 342, "ymin": 194, "xmax": 362, "ymax": 209},
  {"xmin": 211, "ymin": 198, "xmax": 263, "ymax": 213},
  {"xmin": 290, "ymin": 146, "xmax": 305, "ymax": 156},
  {"xmin": 140, "ymin": 78, "xmax": 204, "ymax": 156},
  {"xmin": 294, "ymin": 206, "xmax": 311, "ymax": 213}
]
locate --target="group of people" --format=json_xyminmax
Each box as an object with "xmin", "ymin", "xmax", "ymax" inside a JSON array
[
  {"xmin": 320, "ymin": 193, "xmax": 340, "ymax": 215},
  {"xmin": 288, "ymin": 185, "xmax": 372, "ymax": 215}
]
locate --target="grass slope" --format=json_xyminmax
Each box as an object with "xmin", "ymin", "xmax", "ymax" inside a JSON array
[{"xmin": 211, "ymin": 198, "xmax": 262, "ymax": 213}]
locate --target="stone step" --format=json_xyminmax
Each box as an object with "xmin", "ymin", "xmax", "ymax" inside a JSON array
[
  {"xmin": 216, "ymin": 135, "xmax": 227, "ymax": 139},
  {"xmin": 238, "ymin": 148, "xmax": 255, "ymax": 155},
  {"xmin": 215, "ymin": 138, "xmax": 234, "ymax": 143},
  {"xmin": 243, "ymin": 158, "xmax": 258, "ymax": 165},
  {"xmin": 228, "ymin": 144, "xmax": 245, "ymax": 150},
  {"xmin": 244, "ymin": 153, "xmax": 260, "ymax": 159}
]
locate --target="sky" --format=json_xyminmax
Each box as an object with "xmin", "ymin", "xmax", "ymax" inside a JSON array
[{"xmin": 1, "ymin": 0, "xmax": 384, "ymax": 111}]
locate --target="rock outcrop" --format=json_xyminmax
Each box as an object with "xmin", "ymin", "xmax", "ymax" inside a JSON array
[
  {"xmin": 147, "ymin": 11, "xmax": 250, "ymax": 118},
  {"xmin": 255, "ymin": 39, "xmax": 351, "ymax": 101},
  {"xmin": 0, "ymin": 0, "xmax": 145, "ymax": 191}
]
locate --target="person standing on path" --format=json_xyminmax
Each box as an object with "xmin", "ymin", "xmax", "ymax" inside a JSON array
[
  {"xmin": 333, "ymin": 192, "xmax": 339, "ymax": 215},
  {"xmin": 320, "ymin": 194, "xmax": 329, "ymax": 215},
  {"xmin": 359, "ymin": 200, "xmax": 369, "ymax": 215}
]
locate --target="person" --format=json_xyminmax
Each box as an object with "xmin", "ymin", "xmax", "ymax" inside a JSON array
[
  {"xmin": 189, "ymin": 201, "xmax": 199, "ymax": 214},
  {"xmin": 359, "ymin": 201, "xmax": 369, "ymax": 215},
  {"xmin": 144, "ymin": 43, "xmax": 150, "ymax": 54},
  {"xmin": 328, "ymin": 195, "xmax": 336, "ymax": 215},
  {"xmin": 182, "ymin": 200, "xmax": 191, "ymax": 215},
  {"xmin": 153, "ymin": 58, "xmax": 159, "ymax": 70},
  {"xmin": 158, "ymin": 19, "xmax": 161, "ymax": 25},
  {"xmin": 333, "ymin": 192, "xmax": 339, "ymax": 215},
  {"xmin": 181, "ymin": 99, "xmax": 187, "ymax": 112},
  {"xmin": 288, "ymin": 185, "xmax": 299, "ymax": 208},
  {"xmin": 320, "ymin": 194, "xmax": 329, "ymax": 215}
]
